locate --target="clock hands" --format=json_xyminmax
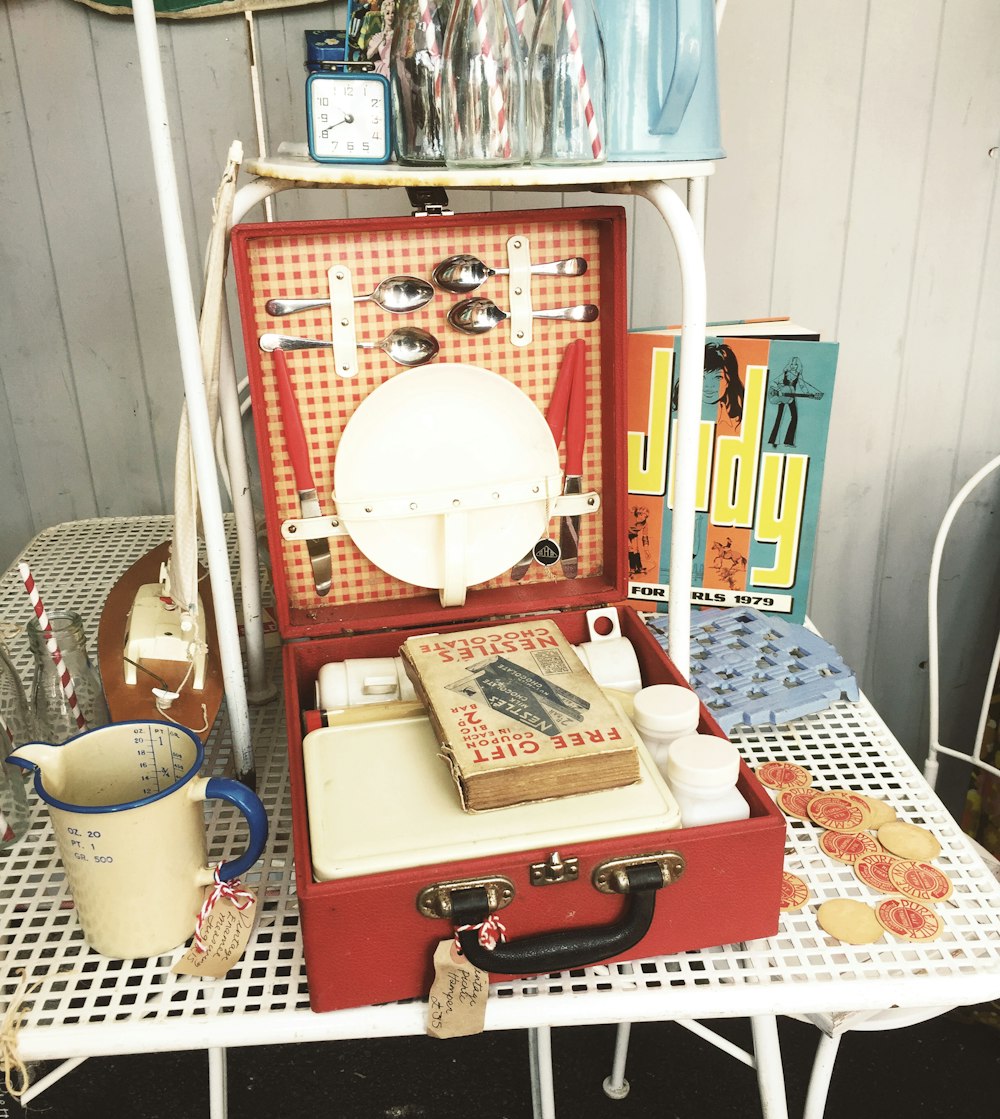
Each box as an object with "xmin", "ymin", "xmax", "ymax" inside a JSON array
[{"xmin": 320, "ymin": 113, "xmax": 354, "ymax": 137}]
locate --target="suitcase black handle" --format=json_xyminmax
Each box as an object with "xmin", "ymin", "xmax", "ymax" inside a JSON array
[{"xmin": 450, "ymin": 861, "xmax": 666, "ymax": 975}]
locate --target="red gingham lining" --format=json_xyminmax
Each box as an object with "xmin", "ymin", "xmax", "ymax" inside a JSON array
[{"xmin": 240, "ymin": 216, "xmax": 609, "ymax": 612}]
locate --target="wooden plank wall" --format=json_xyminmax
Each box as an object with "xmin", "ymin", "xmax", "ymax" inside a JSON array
[{"xmin": 2, "ymin": 0, "xmax": 998, "ymax": 792}]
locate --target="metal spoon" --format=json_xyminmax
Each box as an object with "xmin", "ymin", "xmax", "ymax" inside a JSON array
[
  {"xmin": 433, "ymin": 254, "xmax": 588, "ymax": 294},
  {"xmin": 259, "ymin": 327, "xmax": 439, "ymax": 367},
  {"xmin": 447, "ymin": 298, "xmax": 599, "ymax": 335},
  {"xmin": 265, "ymin": 275, "xmax": 434, "ymax": 317}
]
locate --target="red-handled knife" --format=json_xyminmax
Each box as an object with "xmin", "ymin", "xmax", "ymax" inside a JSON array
[
  {"xmin": 273, "ymin": 350, "xmax": 332, "ymax": 597},
  {"xmin": 557, "ymin": 340, "xmax": 587, "ymax": 578}
]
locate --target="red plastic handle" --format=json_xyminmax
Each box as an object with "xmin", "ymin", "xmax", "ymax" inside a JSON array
[
  {"xmin": 272, "ymin": 350, "xmax": 315, "ymax": 490},
  {"xmin": 563, "ymin": 339, "xmax": 588, "ymax": 476}
]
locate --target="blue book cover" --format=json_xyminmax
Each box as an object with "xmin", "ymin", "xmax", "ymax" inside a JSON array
[{"xmin": 626, "ymin": 330, "xmax": 839, "ymax": 624}]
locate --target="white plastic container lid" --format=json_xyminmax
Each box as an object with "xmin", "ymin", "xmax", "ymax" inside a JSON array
[
  {"xmin": 666, "ymin": 733, "xmax": 741, "ymax": 790},
  {"xmin": 633, "ymin": 684, "xmax": 700, "ymax": 735}
]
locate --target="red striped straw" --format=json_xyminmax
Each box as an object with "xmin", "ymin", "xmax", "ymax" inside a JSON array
[
  {"xmin": 514, "ymin": 0, "xmax": 530, "ymax": 36},
  {"xmin": 562, "ymin": 0, "xmax": 603, "ymax": 159},
  {"xmin": 18, "ymin": 563, "xmax": 88, "ymax": 733},
  {"xmin": 419, "ymin": 0, "xmax": 440, "ymax": 53},
  {"xmin": 0, "ymin": 714, "xmax": 15, "ymax": 841},
  {"xmin": 473, "ymin": 0, "xmax": 512, "ymax": 158}
]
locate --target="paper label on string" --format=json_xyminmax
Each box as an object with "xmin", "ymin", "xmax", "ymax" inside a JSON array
[
  {"xmin": 426, "ymin": 939, "xmax": 488, "ymax": 1039},
  {"xmin": 172, "ymin": 888, "xmax": 257, "ymax": 978}
]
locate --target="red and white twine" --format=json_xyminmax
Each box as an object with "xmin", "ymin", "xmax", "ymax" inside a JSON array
[
  {"xmin": 454, "ymin": 912, "xmax": 508, "ymax": 953},
  {"xmin": 193, "ymin": 868, "xmax": 256, "ymax": 954}
]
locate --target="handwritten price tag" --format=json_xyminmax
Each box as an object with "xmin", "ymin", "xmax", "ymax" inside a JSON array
[
  {"xmin": 426, "ymin": 940, "xmax": 488, "ymax": 1038},
  {"xmin": 172, "ymin": 889, "xmax": 257, "ymax": 978}
]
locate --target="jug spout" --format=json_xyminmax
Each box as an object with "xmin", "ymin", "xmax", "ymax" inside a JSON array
[{"xmin": 7, "ymin": 741, "xmax": 65, "ymax": 792}]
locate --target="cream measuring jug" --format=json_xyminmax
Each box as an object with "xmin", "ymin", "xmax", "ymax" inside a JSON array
[{"xmin": 9, "ymin": 720, "xmax": 268, "ymax": 959}]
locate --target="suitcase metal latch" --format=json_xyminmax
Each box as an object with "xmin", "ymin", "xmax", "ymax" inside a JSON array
[
  {"xmin": 592, "ymin": 852, "xmax": 686, "ymax": 894},
  {"xmin": 530, "ymin": 851, "xmax": 579, "ymax": 886},
  {"xmin": 416, "ymin": 875, "xmax": 515, "ymax": 920}
]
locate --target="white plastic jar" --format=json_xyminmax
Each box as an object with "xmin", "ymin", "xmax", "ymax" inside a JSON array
[
  {"xmin": 632, "ymin": 684, "xmax": 701, "ymax": 771},
  {"xmin": 664, "ymin": 733, "xmax": 750, "ymax": 828}
]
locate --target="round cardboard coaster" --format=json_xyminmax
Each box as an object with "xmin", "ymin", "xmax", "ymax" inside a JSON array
[
  {"xmin": 807, "ymin": 790, "xmax": 874, "ymax": 832},
  {"xmin": 854, "ymin": 852, "xmax": 904, "ymax": 894},
  {"xmin": 874, "ymin": 896, "xmax": 943, "ymax": 942},
  {"xmin": 817, "ymin": 898, "xmax": 884, "ymax": 945},
  {"xmin": 877, "ymin": 821, "xmax": 942, "ymax": 862},
  {"xmin": 886, "ymin": 859, "xmax": 953, "ymax": 904},
  {"xmin": 819, "ymin": 829, "xmax": 882, "ymax": 865},
  {"xmin": 859, "ymin": 794, "xmax": 897, "ymax": 827},
  {"xmin": 780, "ymin": 871, "xmax": 809, "ymax": 912},
  {"xmin": 755, "ymin": 761, "xmax": 813, "ymax": 791},
  {"xmin": 777, "ymin": 787, "xmax": 821, "ymax": 821}
]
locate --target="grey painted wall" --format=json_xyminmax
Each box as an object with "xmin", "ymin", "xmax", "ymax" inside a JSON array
[{"xmin": 2, "ymin": 0, "xmax": 998, "ymax": 805}]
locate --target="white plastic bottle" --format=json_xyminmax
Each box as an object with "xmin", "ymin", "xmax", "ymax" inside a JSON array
[
  {"xmin": 664, "ymin": 733, "xmax": 750, "ymax": 828},
  {"xmin": 632, "ymin": 684, "xmax": 701, "ymax": 772}
]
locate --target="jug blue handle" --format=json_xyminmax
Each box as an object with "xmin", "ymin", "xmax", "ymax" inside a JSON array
[
  {"xmin": 206, "ymin": 776, "xmax": 269, "ymax": 881},
  {"xmin": 653, "ymin": 0, "xmax": 704, "ymax": 135}
]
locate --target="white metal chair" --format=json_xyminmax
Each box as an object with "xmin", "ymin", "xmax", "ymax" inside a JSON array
[{"xmin": 793, "ymin": 451, "xmax": 1000, "ymax": 1118}]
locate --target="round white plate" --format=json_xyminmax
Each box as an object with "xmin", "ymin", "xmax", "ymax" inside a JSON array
[{"xmin": 334, "ymin": 363, "xmax": 561, "ymax": 595}]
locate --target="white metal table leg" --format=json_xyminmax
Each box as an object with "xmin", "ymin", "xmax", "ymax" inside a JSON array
[
  {"xmin": 208, "ymin": 1046, "xmax": 228, "ymax": 1119},
  {"xmin": 528, "ymin": 1026, "xmax": 556, "ymax": 1119},
  {"xmin": 802, "ymin": 1031, "xmax": 842, "ymax": 1119},
  {"xmin": 602, "ymin": 1021, "xmax": 631, "ymax": 1099},
  {"xmin": 749, "ymin": 1015, "xmax": 788, "ymax": 1119}
]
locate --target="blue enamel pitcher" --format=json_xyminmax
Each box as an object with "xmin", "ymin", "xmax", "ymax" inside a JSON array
[{"xmin": 594, "ymin": 0, "xmax": 724, "ymax": 161}]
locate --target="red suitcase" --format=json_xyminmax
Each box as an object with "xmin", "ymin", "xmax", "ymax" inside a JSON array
[{"xmin": 231, "ymin": 206, "xmax": 785, "ymax": 1014}]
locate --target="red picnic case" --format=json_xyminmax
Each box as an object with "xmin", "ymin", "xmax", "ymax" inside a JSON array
[{"xmin": 230, "ymin": 205, "xmax": 785, "ymax": 1014}]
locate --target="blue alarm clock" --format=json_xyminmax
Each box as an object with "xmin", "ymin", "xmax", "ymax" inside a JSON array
[{"xmin": 306, "ymin": 69, "xmax": 392, "ymax": 165}]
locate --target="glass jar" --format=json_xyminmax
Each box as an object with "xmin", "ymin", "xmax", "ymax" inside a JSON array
[
  {"xmin": 442, "ymin": 0, "xmax": 526, "ymax": 167},
  {"xmin": 28, "ymin": 611, "xmax": 109, "ymax": 745},
  {"xmin": 390, "ymin": 0, "xmax": 453, "ymax": 165},
  {"xmin": 527, "ymin": 0, "xmax": 607, "ymax": 164},
  {"xmin": 0, "ymin": 636, "xmax": 32, "ymax": 848}
]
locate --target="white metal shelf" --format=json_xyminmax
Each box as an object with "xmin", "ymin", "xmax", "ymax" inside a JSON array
[{"xmin": 3, "ymin": 517, "xmax": 999, "ymax": 1072}]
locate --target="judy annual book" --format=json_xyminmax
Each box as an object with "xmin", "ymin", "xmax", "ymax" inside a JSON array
[{"xmin": 626, "ymin": 328, "xmax": 839, "ymax": 624}]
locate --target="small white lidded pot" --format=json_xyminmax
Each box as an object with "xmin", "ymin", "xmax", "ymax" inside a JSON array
[
  {"xmin": 632, "ymin": 684, "xmax": 701, "ymax": 770},
  {"xmin": 664, "ymin": 733, "xmax": 750, "ymax": 829}
]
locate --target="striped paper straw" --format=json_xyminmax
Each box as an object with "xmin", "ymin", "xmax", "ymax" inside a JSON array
[
  {"xmin": 514, "ymin": 0, "xmax": 531, "ymax": 36},
  {"xmin": 473, "ymin": 0, "xmax": 512, "ymax": 158},
  {"xmin": 0, "ymin": 714, "xmax": 15, "ymax": 841},
  {"xmin": 18, "ymin": 563, "xmax": 88, "ymax": 733},
  {"xmin": 562, "ymin": 0, "xmax": 603, "ymax": 159}
]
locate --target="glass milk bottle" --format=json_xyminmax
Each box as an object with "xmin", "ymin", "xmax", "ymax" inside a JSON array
[
  {"xmin": 390, "ymin": 0, "xmax": 453, "ymax": 165},
  {"xmin": 442, "ymin": 0, "xmax": 526, "ymax": 166},
  {"xmin": 28, "ymin": 611, "xmax": 109, "ymax": 745},
  {"xmin": 0, "ymin": 636, "xmax": 32, "ymax": 847},
  {"xmin": 665, "ymin": 733, "xmax": 750, "ymax": 828},
  {"xmin": 527, "ymin": 0, "xmax": 607, "ymax": 164}
]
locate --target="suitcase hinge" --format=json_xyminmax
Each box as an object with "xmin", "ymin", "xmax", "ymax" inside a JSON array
[
  {"xmin": 407, "ymin": 186, "xmax": 453, "ymax": 217},
  {"xmin": 592, "ymin": 852, "xmax": 686, "ymax": 894},
  {"xmin": 416, "ymin": 874, "xmax": 515, "ymax": 919}
]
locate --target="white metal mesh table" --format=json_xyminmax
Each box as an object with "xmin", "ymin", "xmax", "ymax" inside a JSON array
[{"xmin": 2, "ymin": 518, "xmax": 999, "ymax": 1116}]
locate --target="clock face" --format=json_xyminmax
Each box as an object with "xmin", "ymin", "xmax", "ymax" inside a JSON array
[{"xmin": 307, "ymin": 73, "xmax": 391, "ymax": 164}]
